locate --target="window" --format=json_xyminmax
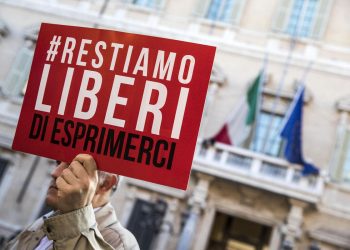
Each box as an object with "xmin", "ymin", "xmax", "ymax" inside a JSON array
[
  {"xmin": 333, "ymin": 130, "xmax": 350, "ymax": 184},
  {"xmin": 250, "ymin": 112, "xmax": 285, "ymax": 157},
  {"xmin": 2, "ymin": 47, "xmax": 34, "ymax": 97},
  {"xmin": 247, "ymin": 83, "xmax": 295, "ymax": 157},
  {"xmin": 206, "ymin": 0, "xmax": 236, "ymax": 22},
  {"xmin": 194, "ymin": 0, "xmax": 246, "ymax": 24},
  {"xmin": 124, "ymin": 0, "xmax": 165, "ymax": 9},
  {"xmin": 286, "ymin": 0, "xmax": 318, "ymax": 37},
  {"xmin": 273, "ymin": 0, "xmax": 332, "ymax": 38},
  {"xmin": 340, "ymin": 136, "xmax": 350, "ymax": 182}
]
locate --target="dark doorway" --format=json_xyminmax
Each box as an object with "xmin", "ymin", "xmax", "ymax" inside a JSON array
[
  {"xmin": 127, "ymin": 199, "xmax": 167, "ymax": 250},
  {"xmin": 207, "ymin": 212, "xmax": 272, "ymax": 250}
]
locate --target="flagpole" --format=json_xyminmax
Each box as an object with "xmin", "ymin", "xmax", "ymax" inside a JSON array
[
  {"xmin": 279, "ymin": 57, "xmax": 315, "ymax": 136},
  {"xmin": 300, "ymin": 60, "xmax": 314, "ymax": 84},
  {"xmin": 250, "ymin": 52, "xmax": 269, "ymax": 151},
  {"xmin": 280, "ymin": 56, "xmax": 315, "ymax": 143},
  {"xmin": 261, "ymin": 0, "xmax": 309, "ymax": 155},
  {"xmin": 279, "ymin": 85, "xmax": 305, "ymax": 133},
  {"xmin": 260, "ymin": 40, "xmax": 295, "ymax": 154}
]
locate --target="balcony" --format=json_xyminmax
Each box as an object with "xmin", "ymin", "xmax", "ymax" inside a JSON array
[
  {"xmin": 0, "ymin": 94, "xmax": 324, "ymax": 203},
  {"xmin": 193, "ymin": 141, "xmax": 324, "ymax": 203}
]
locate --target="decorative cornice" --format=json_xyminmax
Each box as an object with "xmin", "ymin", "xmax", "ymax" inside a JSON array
[{"xmin": 309, "ymin": 228, "xmax": 350, "ymax": 249}]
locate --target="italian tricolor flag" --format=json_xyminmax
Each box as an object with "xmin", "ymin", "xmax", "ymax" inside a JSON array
[{"xmin": 213, "ymin": 71, "xmax": 262, "ymax": 146}]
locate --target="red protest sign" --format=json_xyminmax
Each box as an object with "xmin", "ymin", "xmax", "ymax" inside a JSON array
[{"xmin": 12, "ymin": 23, "xmax": 216, "ymax": 190}]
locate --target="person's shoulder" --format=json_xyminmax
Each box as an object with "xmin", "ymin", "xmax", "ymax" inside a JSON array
[
  {"xmin": 102, "ymin": 223, "xmax": 140, "ymax": 250},
  {"xmin": 96, "ymin": 203, "xmax": 140, "ymax": 250}
]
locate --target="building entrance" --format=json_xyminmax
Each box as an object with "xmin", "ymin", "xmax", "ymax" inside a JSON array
[{"xmin": 207, "ymin": 212, "xmax": 272, "ymax": 250}]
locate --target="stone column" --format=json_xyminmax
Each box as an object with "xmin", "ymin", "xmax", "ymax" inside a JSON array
[
  {"xmin": 176, "ymin": 206, "xmax": 200, "ymax": 250},
  {"xmin": 282, "ymin": 199, "xmax": 308, "ymax": 249},
  {"xmin": 176, "ymin": 173, "xmax": 214, "ymax": 250},
  {"xmin": 269, "ymin": 225, "xmax": 282, "ymax": 250},
  {"xmin": 193, "ymin": 202, "xmax": 216, "ymax": 250},
  {"xmin": 153, "ymin": 198, "xmax": 179, "ymax": 250}
]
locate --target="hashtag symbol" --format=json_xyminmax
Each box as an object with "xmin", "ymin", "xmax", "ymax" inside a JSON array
[{"xmin": 46, "ymin": 35, "xmax": 61, "ymax": 62}]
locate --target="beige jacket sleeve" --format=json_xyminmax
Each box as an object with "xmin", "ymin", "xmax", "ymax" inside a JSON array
[{"xmin": 43, "ymin": 204, "xmax": 115, "ymax": 250}]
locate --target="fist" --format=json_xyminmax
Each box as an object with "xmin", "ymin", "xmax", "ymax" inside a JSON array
[{"xmin": 56, "ymin": 154, "xmax": 98, "ymax": 213}]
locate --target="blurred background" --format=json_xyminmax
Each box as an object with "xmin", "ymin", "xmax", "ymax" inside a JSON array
[{"xmin": 0, "ymin": 0, "xmax": 349, "ymax": 249}]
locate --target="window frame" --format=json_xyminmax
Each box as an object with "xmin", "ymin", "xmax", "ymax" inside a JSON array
[
  {"xmin": 250, "ymin": 110, "xmax": 286, "ymax": 157},
  {"xmin": 122, "ymin": 0, "xmax": 167, "ymax": 11},
  {"xmin": 272, "ymin": 0, "xmax": 333, "ymax": 39},
  {"xmin": 248, "ymin": 85, "xmax": 298, "ymax": 157},
  {"xmin": 193, "ymin": 0, "xmax": 246, "ymax": 26},
  {"xmin": 340, "ymin": 131, "xmax": 350, "ymax": 183},
  {"xmin": 2, "ymin": 44, "xmax": 34, "ymax": 98},
  {"xmin": 331, "ymin": 112, "xmax": 350, "ymax": 185}
]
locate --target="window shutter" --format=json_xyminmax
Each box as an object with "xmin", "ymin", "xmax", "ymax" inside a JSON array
[
  {"xmin": 227, "ymin": 0, "xmax": 246, "ymax": 25},
  {"xmin": 272, "ymin": 0, "xmax": 293, "ymax": 32},
  {"xmin": 310, "ymin": 0, "xmax": 332, "ymax": 38},
  {"xmin": 193, "ymin": 0, "xmax": 211, "ymax": 17},
  {"xmin": 3, "ymin": 47, "xmax": 33, "ymax": 96}
]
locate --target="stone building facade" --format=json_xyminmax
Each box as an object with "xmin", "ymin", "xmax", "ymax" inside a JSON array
[{"xmin": 0, "ymin": 0, "xmax": 350, "ymax": 249}]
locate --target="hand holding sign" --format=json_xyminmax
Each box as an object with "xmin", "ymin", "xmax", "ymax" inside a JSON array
[
  {"xmin": 56, "ymin": 154, "xmax": 98, "ymax": 213},
  {"xmin": 13, "ymin": 23, "xmax": 216, "ymax": 189}
]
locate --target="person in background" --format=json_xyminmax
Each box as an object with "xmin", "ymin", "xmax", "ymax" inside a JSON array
[{"xmin": 5, "ymin": 154, "xmax": 140, "ymax": 250}]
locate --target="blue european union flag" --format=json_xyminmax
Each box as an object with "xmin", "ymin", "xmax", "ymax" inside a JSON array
[{"xmin": 280, "ymin": 86, "xmax": 319, "ymax": 175}]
